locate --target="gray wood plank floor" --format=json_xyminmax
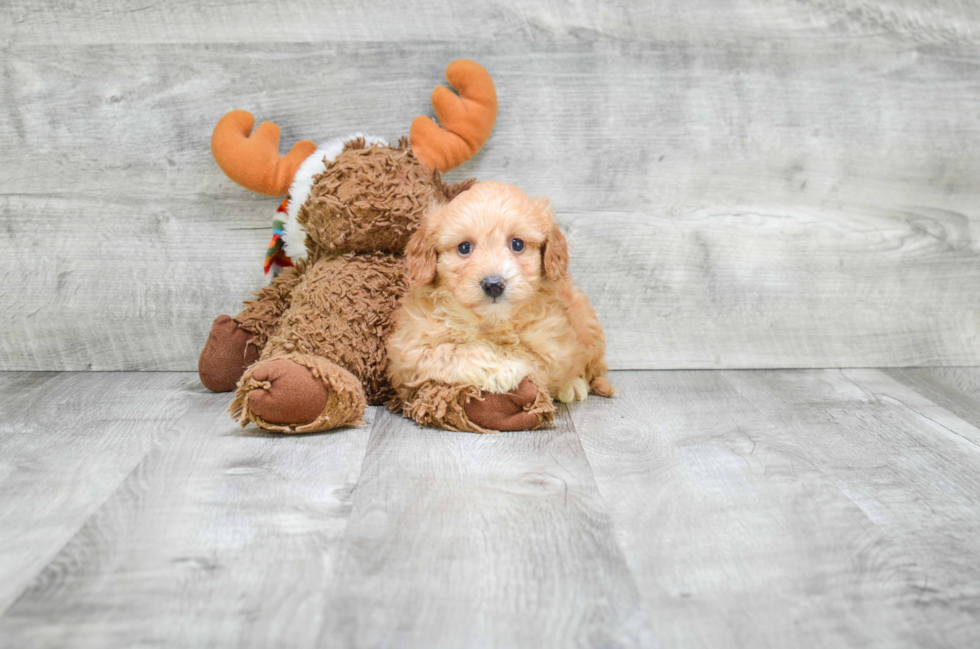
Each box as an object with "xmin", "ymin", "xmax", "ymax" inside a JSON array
[{"xmin": 2, "ymin": 369, "xmax": 980, "ymax": 647}]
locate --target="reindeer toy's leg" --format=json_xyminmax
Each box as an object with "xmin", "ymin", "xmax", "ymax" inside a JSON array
[
  {"xmin": 228, "ymin": 253, "xmax": 405, "ymax": 434},
  {"xmin": 201, "ymin": 256, "xmax": 382, "ymax": 434},
  {"xmin": 231, "ymin": 354, "xmax": 367, "ymax": 434},
  {"xmin": 200, "ymin": 258, "xmax": 372, "ymax": 434}
]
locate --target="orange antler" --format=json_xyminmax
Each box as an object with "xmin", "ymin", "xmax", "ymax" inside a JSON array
[
  {"xmin": 211, "ymin": 110, "xmax": 317, "ymax": 197},
  {"xmin": 410, "ymin": 60, "xmax": 497, "ymax": 172}
]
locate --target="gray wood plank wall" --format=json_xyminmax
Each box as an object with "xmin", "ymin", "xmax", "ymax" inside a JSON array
[{"xmin": 2, "ymin": 1, "xmax": 979, "ymax": 371}]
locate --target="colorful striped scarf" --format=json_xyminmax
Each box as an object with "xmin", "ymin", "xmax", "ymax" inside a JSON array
[{"xmin": 264, "ymin": 197, "xmax": 295, "ymax": 276}]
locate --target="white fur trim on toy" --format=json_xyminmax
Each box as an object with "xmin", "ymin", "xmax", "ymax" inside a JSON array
[{"xmin": 282, "ymin": 133, "xmax": 388, "ymax": 261}]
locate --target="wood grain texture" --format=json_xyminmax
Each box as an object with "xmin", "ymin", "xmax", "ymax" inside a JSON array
[
  {"xmin": 319, "ymin": 406, "xmax": 654, "ymax": 648},
  {"xmin": 3, "ymin": 0, "xmax": 979, "ymax": 44},
  {"xmin": 0, "ymin": 371, "xmax": 196, "ymax": 615},
  {"xmin": 723, "ymin": 368, "xmax": 980, "ymax": 647},
  {"xmin": 564, "ymin": 205, "xmax": 980, "ymax": 369},
  {"xmin": 570, "ymin": 370, "xmax": 945, "ymax": 648},
  {"xmin": 1, "ymin": 196, "xmax": 269, "ymax": 371},
  {"xmin": 3, "ymin": 33, "xmax": 980, "ymax": 370},
  {"xmin": 0, "ymin": 384, "xmax": 373, "ymax": 647}
]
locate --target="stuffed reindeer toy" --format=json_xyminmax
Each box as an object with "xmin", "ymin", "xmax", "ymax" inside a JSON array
[{"xmin": 199, "ymin": 60, "xmax": 496, "ymax": 433}]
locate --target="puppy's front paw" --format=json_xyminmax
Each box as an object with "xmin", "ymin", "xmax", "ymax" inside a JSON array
[{"xmin": 464, "ymin": 378, "xmax": 544, "ymax": 431}]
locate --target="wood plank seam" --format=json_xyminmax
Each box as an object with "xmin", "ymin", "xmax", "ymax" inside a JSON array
[{"xmin": 840, "ymin": 369, "xmax": 980, "ymax": 451}]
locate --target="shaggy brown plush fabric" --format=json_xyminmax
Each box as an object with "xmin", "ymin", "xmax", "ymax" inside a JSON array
[
  {"xmin": 205, "ymin": 141, "xmax": 471, "ymax": 433},
  {"xmin": 300, "ymin": 140, "xmax": 470, "ymax": 256},
  {"xmin": 258, "ymin": 249, "xmax": 409, "ymax": 405},
  {"xmin": 233, "ymin": 267, "xmax": 305, "ymax": 350}
]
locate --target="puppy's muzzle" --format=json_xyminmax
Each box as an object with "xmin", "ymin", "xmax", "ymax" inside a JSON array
[{"xmin": 480, "ymin": 276, "xmax": 506, "ymax": 299}]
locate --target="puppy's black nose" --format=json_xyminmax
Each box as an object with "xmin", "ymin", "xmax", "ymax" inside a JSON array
[{"xmin": 480, "ymin": 276, "xmax": 506, "ymax": 298}]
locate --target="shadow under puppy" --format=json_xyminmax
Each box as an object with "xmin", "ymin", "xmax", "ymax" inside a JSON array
[{"xmin": 387, "ymin": 181, "xmax": 614, "ymax": 433}]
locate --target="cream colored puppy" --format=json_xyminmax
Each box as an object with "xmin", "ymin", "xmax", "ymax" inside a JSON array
[{"xmin": 387, "ymin": 181, "xmax": 613, "ymax": 432}]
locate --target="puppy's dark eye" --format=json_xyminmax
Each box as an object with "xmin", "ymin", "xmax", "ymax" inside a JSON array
[
  {"xmin": 510, "ymin": 238, "xmax": 525, "ymax": 253},
  {"xmin": 457, "ymin": 241, "xmax": 472, "ymax": 256}
]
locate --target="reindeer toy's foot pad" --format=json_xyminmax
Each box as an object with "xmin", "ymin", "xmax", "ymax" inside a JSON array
[
  {"xmin": 463, "ymin": 378, "xmax": 550, "ymax": 431},
  {"xmin": 230, "ymin": 356, "xmax": 367, "ymax": 433}
]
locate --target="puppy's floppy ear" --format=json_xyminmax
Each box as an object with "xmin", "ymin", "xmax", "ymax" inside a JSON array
[
  {"xmin": 406, "ymin": 218, "xmax": 438, "ymax": 287},
  {"xmin": 538, "ymin": 200, "xmax": 569, "ymax": 281},
  {"xmin": 543, "ymin": 224, "xmax": 569, "ymax": 281}
]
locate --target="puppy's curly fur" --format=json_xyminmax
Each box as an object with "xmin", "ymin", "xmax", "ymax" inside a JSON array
[{"xmin": 387, "ymin": 181, "xmax": 614, "ymax": 433}]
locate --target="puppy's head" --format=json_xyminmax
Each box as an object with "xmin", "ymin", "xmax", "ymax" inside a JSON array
[{"xmin": 406, "ymin": 181, "xmax": 569, "ymax": 316}]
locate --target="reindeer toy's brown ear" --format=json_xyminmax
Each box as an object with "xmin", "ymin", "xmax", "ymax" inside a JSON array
[{"xmin": 410, "ymin": 59, "xmax": 497, "ymax": 172}]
